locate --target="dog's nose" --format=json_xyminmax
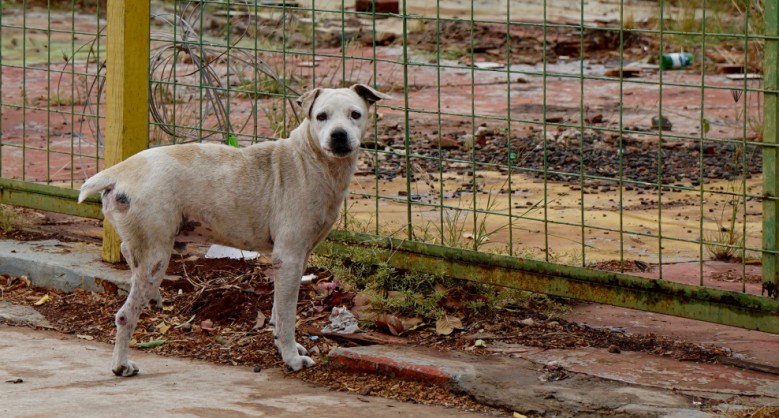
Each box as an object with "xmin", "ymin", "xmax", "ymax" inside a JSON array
[{"xmin": 329, "ymin": 128, "xmax": 351, "ymax": 155}]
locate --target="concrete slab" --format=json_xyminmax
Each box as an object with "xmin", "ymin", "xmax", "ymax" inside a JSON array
[
  {"xmin": 521, "ymin": 346, "xmax": 779, "ymax": 399},
  {"xmin": 0, "ymin": 301, "xmax": 52, "ymax": 328},
  {"xmin": 328, "ymin": 344, "xmax": 724, "ymax": 417},
  {"xmin": 564, "ymin": 301, "xmax": 779, "ymax": 371},
  {"xmin": 0, "ymin": 325, "xmax": 481, "ymax": 418},
  {"xmin": 0, "ymin": 238, "xmax": 129, "ymax": 293}
]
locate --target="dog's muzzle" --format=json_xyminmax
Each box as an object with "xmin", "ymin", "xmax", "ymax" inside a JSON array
[{"xmin": 328, "ymin": 128, "xmax": 353, "ymax": 156}]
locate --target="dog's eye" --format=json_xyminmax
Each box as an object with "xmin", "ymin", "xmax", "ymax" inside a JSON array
[
  {"xmin": 316, "ymin": 112, "xmax": 328, "ymax": 122},
  {"xmin": 350, "ymin": 110, "xmax": 362, "ymax": 119}
]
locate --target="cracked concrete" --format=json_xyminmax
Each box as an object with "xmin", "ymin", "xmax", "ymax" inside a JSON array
[{"xmin": 0, "ymin": 325, "xmax": 481, "ymax": 418}]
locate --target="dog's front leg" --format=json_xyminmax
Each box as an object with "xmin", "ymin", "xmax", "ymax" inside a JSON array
[{"xmin": 271, "ymin": 250, "xmax": 314, "ymax": 371}]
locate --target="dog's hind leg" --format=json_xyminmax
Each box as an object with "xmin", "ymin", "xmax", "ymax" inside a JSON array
[
  {"xmin": 112, "ymin": 242, "xmax": 172, "ymax": 377},
  {"xmin": 122, "ymin": 242, "xmax": 163, "ymax": 309},
  {"xmin": 270, "ymin": 248, "xmax": 314, "ymax": 371}
]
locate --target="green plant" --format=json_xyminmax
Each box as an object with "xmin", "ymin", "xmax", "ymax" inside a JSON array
[
  {"xmin": 705, "ymin": 181, "xmax": 747, "ymax": 260},
  {"xmin": 661, "ymin": 1, "xmax": 764, "ymax": 71},
  {"xmin": 314, "ymin": 240, "xmax": 571, "ymax": 322},
  {"xmin": 0, "ymin": 204, "xmax": 20, "ymax": 232},
  {"xmin": 234, "ymin": 75, "xmax": 287, "ymax": 100},
  {"xmin": 440, "ymin": 46, "xmax": 467, "ymax": 61},
  {"xmin": 704, "ymin": 88, "xmax": 755, "ymax": 260},
  {"xmin": 261, "ymin": 98, "xmax": 299, "ymax": 138},
  {"xmin": 434, "ymin": 185, "xmax": 509, "ymax": 251}
]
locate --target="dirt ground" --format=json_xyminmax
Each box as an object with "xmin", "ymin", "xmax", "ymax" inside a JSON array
[{"xmin": 0, "ymin": 229, "xmax": 742, "ymax": 414}]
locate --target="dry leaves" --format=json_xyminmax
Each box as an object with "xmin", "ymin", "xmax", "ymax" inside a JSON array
[
  {"xmin": 375, "ymin": 313, "xmax": 405, "ymax": 336},
  {"xmin": 435, "ymin": 314, "xmax": 463, "ymax": 336}
]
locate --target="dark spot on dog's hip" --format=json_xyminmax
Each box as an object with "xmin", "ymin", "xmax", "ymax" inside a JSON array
[
  {"xmin": 173, "ymin": 241, "xmax": 187, "ymax": 253},
  {"xmin": 177, "ymin": 218, "xmax": 202, "ymax": 234}
]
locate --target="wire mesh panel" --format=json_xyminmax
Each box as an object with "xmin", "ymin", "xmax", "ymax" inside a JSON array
[
  {"xmin": 0, "ymin": 0, "xmax": 106, "ymax": 188},
  {"xmin": 1, "ymin": 1, "xmax": 776, "ymax": 324},
  {"xmin": 298, "ymin": 0, "xmax": 772, "ymax": 299}
]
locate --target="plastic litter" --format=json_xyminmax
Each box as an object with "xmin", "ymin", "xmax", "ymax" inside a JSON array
[{"xmin": 322, "ymin": 306, "xmax": 360, "ymax": 334}]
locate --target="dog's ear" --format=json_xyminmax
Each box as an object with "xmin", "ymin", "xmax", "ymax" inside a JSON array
[
  {"xmin": 350, "ymin": 84, "xmax": 392, "ymax": 106},
  {"xmin": 297, "ymin": 88, "xmax": 323, "ymax": 119}
]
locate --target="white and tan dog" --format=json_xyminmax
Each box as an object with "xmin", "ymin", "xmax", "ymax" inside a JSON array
[{"xmin": 78, "ymin": 84, "xmax": 390, "ymax": 375}]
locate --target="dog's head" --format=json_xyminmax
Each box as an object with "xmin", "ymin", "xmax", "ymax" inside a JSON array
[{"xmin": 298, "ymin": 84, "xmax": 391, "ymax": 158}]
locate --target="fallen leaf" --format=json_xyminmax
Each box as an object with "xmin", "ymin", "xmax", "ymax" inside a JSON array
[
  {"xmin": 19, "ymin": 275, "xmax": 31, "ymax": 287},
  {"xmin": 398, "ymin": 317, "xmax": 425, "ymax": 335},
  {"xmin": 401, "ymin": 316, "xmax": 424, "ymax": 329},
  {"xmin": 95, "ymin": 278, "xmax": 119, "ymax": 295},
  {"xmin": 253, "ymin": 311, "xmax": 267, "ymax": 330},
  {"xmin": 352, "ymin": 293, "xmax": 372, "ymax": 307},
  {"xmin": 514, "ymin": 413, "xmax": 528, "ymax": 418},
  {"xmin": 215, "ymin": 335, "xmax": 228, "ymax": 345},
  {"xmin": 375, "ymin": 313, "xmax": 405, "ymax": 336},
  {"xmin": 435, "ymin": 314, "xmax": 463, "ymax": 335},
  {"xmin": 156, "ymin": 322, "xmax": 171, "ymax": 335},
  {"xmin": 76, "ymin": 334, "xmax": 94, "ymax": 341},
  {"xmin": 175, "ymin": 255, "xmax": 199, "ymax": 263},
  {"xmin": 325, "ymin": 291, "xmax": 355, "ymax": 308},
  {"xmin": 201, "ymin": 319, "xmax": 214, "ymax": 330},
  {"xmin": 33, "ymin": 294, "xmax": 50, "ymax": 306},
  {"xmin": 176, "ymin": 314, "xmax": 197, "ymax": 329},
  {"xmin": 137, "ymin": 339, "xmax": 166, "ymax": 349},
  {"xmin": 351, "ymin": 305, "xmax": 377, "ymax": 322},
  {"xmin": 474, "ymin": 339, "xmax": 487, "ymax": 348}
]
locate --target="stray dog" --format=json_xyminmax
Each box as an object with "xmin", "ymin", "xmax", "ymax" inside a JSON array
[{"xmin": 78, "ymin": 84, "xmax": 390, "ymax": 376}]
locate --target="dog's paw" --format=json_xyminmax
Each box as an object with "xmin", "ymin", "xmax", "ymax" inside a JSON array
[
  {"xmin": 112, "ymin": 360, "xmax": 139, "ymax": 377},
  {"xmin": 148, "ymin": 290, "xmax": 164, "ymax": 309},
  {"xmin": 296, "ymin": 342, "xmax": 308, "ymax": 356},
  {"xmin": 285, "ymin": 355, "xmax": 315, "ymax": 371}
]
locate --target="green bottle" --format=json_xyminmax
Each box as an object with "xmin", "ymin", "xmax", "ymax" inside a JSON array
[{"xmin": 660, "ymin": 52, "xmax": 693, "ymax": 70}]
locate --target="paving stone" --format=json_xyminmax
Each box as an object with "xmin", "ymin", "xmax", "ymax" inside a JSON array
[{"xmin": 0, "ymin": 301, "xmax": 52, "ymax": 328}]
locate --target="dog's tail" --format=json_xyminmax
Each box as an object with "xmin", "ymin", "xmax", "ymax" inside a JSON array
[{"xmin": 78, "ymin": 170, "xmax": 116, "ymax": 203}]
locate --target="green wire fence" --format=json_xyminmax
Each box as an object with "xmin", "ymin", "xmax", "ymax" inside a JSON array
[{"xmin": 1, "ymin": 0, "xmax": 778, "ymax": 332}]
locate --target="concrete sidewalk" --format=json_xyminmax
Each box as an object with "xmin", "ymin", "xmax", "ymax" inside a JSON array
[{"xmin": 0, "ymin": 325, "xmax": 481, "ymax": 418}]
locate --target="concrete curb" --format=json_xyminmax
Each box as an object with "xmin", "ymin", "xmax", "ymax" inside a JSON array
[
  {"xmin": 0, "ymin": 238, "xmax": 129, "ymax": 293},
  {"xmin": 328, "ymin": 346, "xmax": 457, "ymax": 386}
]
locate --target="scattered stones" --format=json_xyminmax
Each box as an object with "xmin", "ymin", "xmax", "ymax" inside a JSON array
[
  {"xmin": 651, "ymin": 115, "xmax": 673, "ymax": 131},
  {"xmin": 436, "ymin": 136, "xmax": 461, "ymax": 150},
  {"xmin": 355, "ymin": 0, "xmax": 399, "ymax": 14},
  {"xmin": 586, "ymin": 113, "xmax": 604, "ymax": 124}
]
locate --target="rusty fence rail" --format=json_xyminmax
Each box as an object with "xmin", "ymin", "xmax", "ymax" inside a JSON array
[{"xmin": 0, "ymin": 0, "xmax": 777, "ymax": 332}]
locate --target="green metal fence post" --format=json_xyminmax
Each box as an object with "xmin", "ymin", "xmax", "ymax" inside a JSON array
[{"xmin": 763, "ymin": 0, "xmax": 779, "ymax": 296}]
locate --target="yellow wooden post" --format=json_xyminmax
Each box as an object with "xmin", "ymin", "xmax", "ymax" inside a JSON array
[{"xmin": 102, "ymin": 0, "xmax": 150, "ymax": 262}]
